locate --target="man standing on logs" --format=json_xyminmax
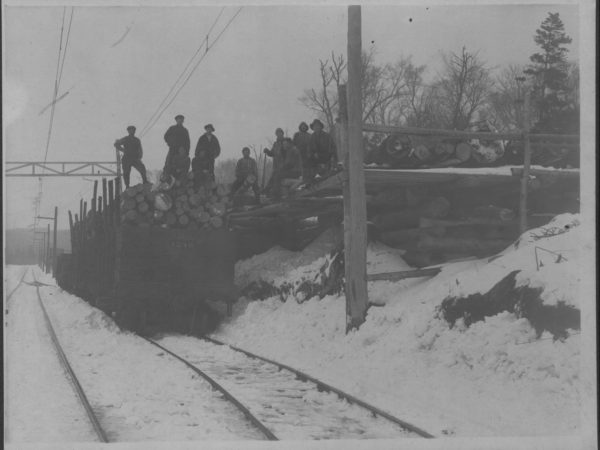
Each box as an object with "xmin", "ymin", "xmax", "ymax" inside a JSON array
[
  {"xmin": 164, "ymin": 114, "xmax": 190, "ymax": 175},
  {"xmin": 307, "ymin": 119, "xmax": 337, "ymax": 180},
  {"xmin": 231, "ymin": 147, "xmax": 260, "ymax": 202},
  {"xmin": 293, "ymin": 121, "xmax": 312, "ymax": 181},
  {"xmin": 192, "ymin": 123, "xmax": 221, "ymax": 181},
  {"xmin": 114, "ymin": 125, "xmax": 148, "ymax": 188},
  {"xmin": 263, "ymin": 127, "xmax": 286, "ymax": 199}
]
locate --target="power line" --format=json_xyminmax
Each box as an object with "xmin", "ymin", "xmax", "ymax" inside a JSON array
[
  {"xmin": 140, "ymin": 7, "xmax": 243, "ymax": 138},
  {"xmin": 139, "ymin": 7, "xmax": 226, "ymax": 136},
  {"xmin": 57, "ymin": 7, "xmax": 75, "ymax": 90}
]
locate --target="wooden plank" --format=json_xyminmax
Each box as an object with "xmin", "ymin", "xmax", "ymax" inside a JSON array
[
  {"xmin": 367, "ymin": 267, "xmax": 441, "ymax": 282},
  {"xmin": 511, "ymin": 167, "xmax": 580, "ymax": 179},
  {"xmin": 345, "ymin": 6, "xmax": 369, "ymax": 332},
  {"xmin": 362, "ymin": 123, "xmax": 579, "ymax": 142}
]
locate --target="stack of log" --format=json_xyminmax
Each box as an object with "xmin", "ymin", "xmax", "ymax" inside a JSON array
[
  {"xmin": 120, "ymin": 174, "xmax": 231, "ymax": 229},
  {"xmin": 371, "ymin": 186, "xmax": 550, "ymax": 267}
]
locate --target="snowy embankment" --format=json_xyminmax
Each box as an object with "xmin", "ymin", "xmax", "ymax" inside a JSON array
[{"xmin": 214, "ymin": 214, "xmax": 586, "ymax": 437}]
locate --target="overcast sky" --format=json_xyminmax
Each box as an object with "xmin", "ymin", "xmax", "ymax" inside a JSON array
[{"xmin": 2, "ymin": 1, "xmax": 587, "ymax": 230}]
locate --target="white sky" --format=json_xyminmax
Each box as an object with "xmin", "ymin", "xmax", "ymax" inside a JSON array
[{"xmin": 2, "ymin": 1, "xmax": 586, "ymax": 230}]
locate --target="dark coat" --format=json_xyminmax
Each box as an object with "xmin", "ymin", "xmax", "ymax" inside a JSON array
[
  {"xmin": 115, "ymin": 135, "xmax": 143, "ymax": 160},
  {"xmin": 281, "ymin": 145, "xmax": 302, "ymax": 178},
  {"xmin": 170, "ymin": 153, "xmax": 190, "ymax": 179},
  {"xmin": 235, "ymin": 157, "xmax": 258, "ymax": 180},
  {"xmin": 194, "ymin": 133, "xmax": 221, "ymax": 161},
  {"xmin": 164, "ymin": 124, "xmax": 191, "ymax": 153},
  {"xmin": 293, "ymin": 130, "xmax": 312, "ymax": 165},
  {"xmin": 308, "ymin": 131, "xmax": 337, "ymax": 165},
  {"xmin": 264, "ymin": 139, "xmax": 285, "ymax": 172}
]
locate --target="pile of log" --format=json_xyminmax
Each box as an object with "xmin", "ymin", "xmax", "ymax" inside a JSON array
[
  {"xmin": 120, "ymin": 174, "xmax": 231, "ymax": 229},
  {"xmin": 371, "ymin": 186, "xmax": 551, "ymax": 267}
]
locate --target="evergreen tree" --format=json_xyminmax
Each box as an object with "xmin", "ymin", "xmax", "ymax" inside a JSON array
[{"xmin": 524, "ymin": 12, "xmax": 573, "ymax": 128}]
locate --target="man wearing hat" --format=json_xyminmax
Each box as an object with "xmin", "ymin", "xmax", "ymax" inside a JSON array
[
  {"xmin": 307, "ymin": 119, "xmax": 337, "ymax": 178},
  {"xmin": 263, "ymin": 127, "xmax": 286, "ymax": 199},
  {"xmin": 231, "ymin": 147, "xmax": 260, "ymax": 203},
  {"xmin": 293, "ymin": 122, "xmax": 312, "ymax": 181},
  {"xmin": 114, "ymin": 125, "xmax": 148, "ymax": 188},
  {"xmin": 163, "ymin": 114, "xmax": 190, "ymax": 174},
  {"xmin": 192, "ymin": 123, "xmax": 221, "ymax": 181}
]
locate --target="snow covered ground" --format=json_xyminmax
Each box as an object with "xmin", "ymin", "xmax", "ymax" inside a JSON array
[
  {"xmin": 4, "ymin": 266, "xmax": 266, "ymax": 445},
  {"xmin": 3, "ymin": 212, "xmax": 594, "ymax": 449},
  {"xmin": 216, "ymin": 214, "xmax": 591, "ymax": 441},
  {"xmin": 4, "ymin": 267, "xmax": 100, "ymax": 443}
]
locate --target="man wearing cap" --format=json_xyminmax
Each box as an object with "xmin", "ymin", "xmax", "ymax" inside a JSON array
[
  {"xmin": 192, "ymin": 124, "xmax": 221, "ymax": 181},
  {"xmin": 114, "ymin": 125, "xmax": 148, "ymax": 188},
  {"xmin": 231, "ymin": 147, "xmax": 260, "ymax": 202},
  {"xmin": 263, "ymin": 127, "xmax": 286, "ymax": 199},
  {"xmin": 293, "ymin": 122, "xmax": 312, "ymax": 181},
  {"xmin": 307, "ymin": 119, "xmax": 337, "ymax": 178},
  {"xmin": 164, "ymin": 114, "xmax": 190, "ymax": 174}
]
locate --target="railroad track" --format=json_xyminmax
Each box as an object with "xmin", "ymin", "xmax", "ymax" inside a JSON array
[
  {"xmin": 25, "ymin": 271, "xmax": 434, "ymax": 441},
  {"xmin": 32, "ymin": 271, "xmax": 110, "ymax": 443},
  {"xmin": 5, "ymin": 267, "xmax": 30, "ymax": 307},
  {"xmin": 28, "ymin": 275, "xmax": 273, "ymax": 442},
  {"xmin": 149, "ymin": 334, "xmax": 435, "ymax": 440}
]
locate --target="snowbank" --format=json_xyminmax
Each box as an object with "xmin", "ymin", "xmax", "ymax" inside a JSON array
[{"xmin": 215, "ymin": 214, "xmax": 586, "ymax": 437}]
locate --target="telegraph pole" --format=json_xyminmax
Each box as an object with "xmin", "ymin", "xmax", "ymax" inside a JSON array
[{"xmin": 344, "ymin": 5, "xmax": 368, "ymax": 332}]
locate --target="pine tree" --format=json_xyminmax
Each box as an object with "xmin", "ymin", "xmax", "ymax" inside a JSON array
[{"xmin": 524, "ymin": 12, "xmax": 573, "ymax": 128}]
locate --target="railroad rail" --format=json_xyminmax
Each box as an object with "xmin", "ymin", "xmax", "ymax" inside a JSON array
[
  {"xmin": 5, "ymin": 267, "xmax": 29, "ymax": 307},
  {"xmin": 142, "ymin": 337, "xmax": 278, "ymax": 440},
  {"xmin": 151, "ymin": 334, "xmax": 434, "ymax": 439},
  {"xmin": 203, "ymin": 336, "xmax": 435, "ymax": 439},
  {"xmin": 32, "ymin": 271, "xmax": 110, "ymax": 443}
]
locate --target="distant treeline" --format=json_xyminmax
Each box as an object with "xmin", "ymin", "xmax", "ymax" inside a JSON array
[{"xmin": 5, "ymin": 229, "xmax": 71, "ymax": 265}]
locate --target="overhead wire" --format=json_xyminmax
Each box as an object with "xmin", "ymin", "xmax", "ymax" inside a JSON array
[
  {"xmin": 33, "ymin": 7, "xmax": 74, "ymax": 244},
  {"xmin": 139, "ymin": 6, "xmax": 226, "ymax": 137},
  {"xmin": 140, "ymin": 7, "xmax": 243, "ymax": 138}
]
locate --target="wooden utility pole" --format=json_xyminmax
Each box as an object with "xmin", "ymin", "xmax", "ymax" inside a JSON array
[
  {"xmin": 344, "ymin": 5, "xmax": 369, "ymax": 332},
  {"xmin": 519, "ymin": 92, "xmax": 532, "ymax": 234},
  {"xmin": 46, "ymin": 224, "xmax": 51, "ymax": 273},
  {"xmin": 52, "ymin": 206, "xmax": 58, "ymax": 276}
]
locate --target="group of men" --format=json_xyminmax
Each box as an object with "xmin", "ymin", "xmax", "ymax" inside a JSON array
[
  {"xmin": 234, "ymin": 119, "xmax": 337, "ymax": 200},
  {"xmin": 114, "ymin": 115, "xmax": 337, "ymax": 202},
  {"xmin": 114, "ymin": 114, "xmax": 221, "ymax": 189}
]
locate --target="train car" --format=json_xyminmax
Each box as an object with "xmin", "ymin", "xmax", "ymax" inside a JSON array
[
  {"xmin": 114, "ymin": 225, "xmax": 237, "ymax": 333},
  {"xmin": 67, "ymin": 179, "xmax": 238, "ymax": 335}
]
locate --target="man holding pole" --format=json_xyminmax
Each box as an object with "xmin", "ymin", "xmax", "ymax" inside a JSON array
[{"xmin": 114, "ymin": 125, "xmax": 149, "ymax": 188}]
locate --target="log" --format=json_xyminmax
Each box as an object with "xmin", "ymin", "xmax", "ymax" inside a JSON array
[
  {"xmin": 165, "ymin": 212, "xmax": 177, "ymax": 226},
  {"xmin": 210, "ymin": 216, "xmax": 223, "ymax": 228},
  {"xmin": 137, "ymin": 202, "xmax": 149, "ymax": 213},
  {"xmin": 367, "ymin": 267, "xmax": 441, "ymax": 282},
  {"xmin": 374, "ymin": 196, "xmax": 450, "ymax": 231},
  {"xmin": 122, "ymin": 199, "xmax": 136, "ymax": 211},
  {"xmin": 380, "ymin": 226, "xmax": 446, "ymax": 246},
  {"xmin": 402, "ymin": 251, "xmax": 443, "ymax": 268},
  {"xmin": 417, "ymin": 236, "xmax": 512, "ymax": 255},
  {"xmin": 421, "ymin": 196, "xmax": 450, "ymax": 219},
  {"xmin": 471, "ymin": 205, "xmax": 516, "ymax": 221},
  {"xmin": 178, "ymin": 214, "xmax": 190, "ymax": 226},
  {"xmin": 198, "ymin": 211, "xmax": 211, "ymax": 223},
  {"xmin": 455, "ymin": 142, "xmax": 473, "ymax": 162},
  {"xmin": 125, "ymin": 210, "xmax": 137, "ymax": 221}
]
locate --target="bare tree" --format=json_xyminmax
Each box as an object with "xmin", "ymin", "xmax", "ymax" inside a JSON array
[
  {"xmin": 299, "ymin": 52, "xmax": 346, "ymax": 130},
  {"xmin": 434, "ymin": 47, "xmax": 494, "ymax": 129},
  {"xmin": 484, "ymin": 64, "xmax": 533, "ymax": 131},
  {"xmin": 403, "ymin": 62, "xmax": 438, "ymax": 128},
  {"xmin": 300, "ymin": 49, "xmax": 420, "ymax": 129}
]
